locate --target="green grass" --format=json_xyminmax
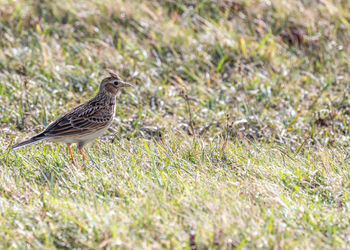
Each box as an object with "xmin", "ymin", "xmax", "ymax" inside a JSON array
[{"xmin": 0, "ymin": 0, "xmax": 350, "ymax": 248}]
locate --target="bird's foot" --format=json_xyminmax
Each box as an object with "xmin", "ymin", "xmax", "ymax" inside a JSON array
[{"xmin": 72, "ymin": 160, "xmax": 84, "ymax": 170}]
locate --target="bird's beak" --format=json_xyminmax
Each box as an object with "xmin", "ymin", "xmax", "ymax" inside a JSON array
[{"xmin": 121, "ymin": 81, "xmax": 133, "ymax": 88}]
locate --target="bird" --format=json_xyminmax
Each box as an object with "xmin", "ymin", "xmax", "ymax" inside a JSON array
[{"xmin": 11, "ymin": 70, "xmax": 132, "ymax": 167}]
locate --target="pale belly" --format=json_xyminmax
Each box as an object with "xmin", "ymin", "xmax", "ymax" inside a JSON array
[{"xmin": 49, "ymin": 126, "xmax": 109, "ymax": 145}]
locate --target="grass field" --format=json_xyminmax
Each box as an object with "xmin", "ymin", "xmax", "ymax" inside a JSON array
[{"xmin": 0, "ymin": 0, "xmax": 350, "ymax": 248}]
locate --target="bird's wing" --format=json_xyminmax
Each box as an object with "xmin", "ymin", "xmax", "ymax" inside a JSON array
[{"xmin": 42, "ymin": 104, "xmax": 113, "ymax": 138}]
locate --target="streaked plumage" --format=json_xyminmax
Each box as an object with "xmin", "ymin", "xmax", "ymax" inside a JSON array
[{"xmin": 11, "ymin": 70, "xmax": 132, "ymax": 166}]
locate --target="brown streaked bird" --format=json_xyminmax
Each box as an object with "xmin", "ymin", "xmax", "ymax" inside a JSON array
[{"xmin": 11, "ymin": 70, "xmax": 132, "ymax": 167}]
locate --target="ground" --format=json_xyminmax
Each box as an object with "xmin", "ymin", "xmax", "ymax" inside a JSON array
[{"xmin": 0, "ymin": 0, "xmax": 350, "ymax": 248}]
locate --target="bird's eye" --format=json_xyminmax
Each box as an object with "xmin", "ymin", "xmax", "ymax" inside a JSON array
[{"xmin": 113, "ymin": 81, "xmax": 119, "ymax": 86}]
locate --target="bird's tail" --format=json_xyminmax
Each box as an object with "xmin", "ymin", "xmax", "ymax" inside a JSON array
[{"xmin": 11, "ymin": 133, "xmax": 47, "ymax": 149}]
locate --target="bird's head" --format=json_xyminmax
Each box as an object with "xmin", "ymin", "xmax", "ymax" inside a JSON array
[{"xmin": 99, "ymin": 69, "xmax": 132, "ymax": 95}]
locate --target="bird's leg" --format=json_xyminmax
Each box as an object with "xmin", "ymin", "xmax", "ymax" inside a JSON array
[
  {"xmin": 78, "ymin": 143, "xmax": 88, "ymax": 165},
  {"xmin": 67, "ymin": 143, "xmax": 78, "ymax": 167},
  {"xmin": 79, "ymin": 149, "xmax": 88, "ymax": 164}
]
